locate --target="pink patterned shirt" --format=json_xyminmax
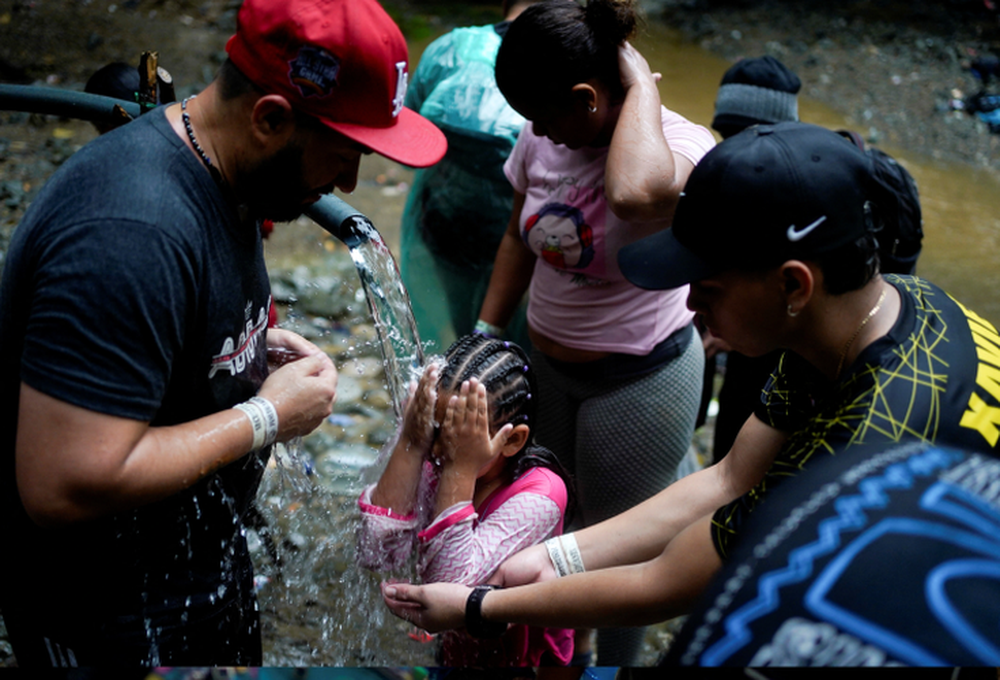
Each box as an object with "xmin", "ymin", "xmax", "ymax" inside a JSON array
[{"xmin": 357, "ymin": 464, "xmax": 573, "ymax": 666}]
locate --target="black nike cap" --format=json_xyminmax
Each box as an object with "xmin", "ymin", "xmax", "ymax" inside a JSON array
[{"xmin": 618, "ymin": 122, "xmax": 876, "ymax": 291}]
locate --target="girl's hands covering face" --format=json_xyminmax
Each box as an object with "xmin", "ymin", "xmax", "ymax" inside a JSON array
[
  {"xmin": 437, "ymin": 378, "xmax": 512, "ymax": 475},
  {"xmin": 399, "ymin": 362, "xmax": 440, "ymax": 456}
]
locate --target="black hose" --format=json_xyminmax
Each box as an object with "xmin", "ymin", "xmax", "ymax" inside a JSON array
[{"xmin": 0, "ymin": 83, "xmax": 142, "ymax": 124}]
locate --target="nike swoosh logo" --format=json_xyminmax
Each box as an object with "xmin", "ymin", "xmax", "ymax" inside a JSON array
[{"xmin": 786, "ymin": 216, "xmax": 827, "ymax": 242}]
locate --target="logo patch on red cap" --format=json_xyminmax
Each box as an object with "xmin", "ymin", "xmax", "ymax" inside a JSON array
[
  {"xmin": 288, "ymin": 46, "xmax": 340, "ymax": 98},
  {"xmin": 392, "ymin": 61, "xmax": 408, "ymax": 117}
]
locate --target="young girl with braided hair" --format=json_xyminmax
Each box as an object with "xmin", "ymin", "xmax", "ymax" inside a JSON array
[{"xmin": 356, "ymin": 334, "xmax": 574, "ymax": 667}]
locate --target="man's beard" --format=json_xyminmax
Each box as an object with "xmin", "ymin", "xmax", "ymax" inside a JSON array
[{"xmin": 235, "ymin": 141, "xmax": 318, "ymax": 223}]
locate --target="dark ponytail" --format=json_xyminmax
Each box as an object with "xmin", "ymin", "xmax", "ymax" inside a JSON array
[{"xmin": 495, "ymin": 0, "xmax": 641, "ymax": 110}]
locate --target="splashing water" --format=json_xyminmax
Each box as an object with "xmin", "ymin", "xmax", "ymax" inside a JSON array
[{"xmin": 251, "ymin": 197, "xmax": 437, "ymax": 665}]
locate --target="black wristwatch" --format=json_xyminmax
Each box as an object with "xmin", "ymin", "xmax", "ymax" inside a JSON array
[{"xmin": 465, "ymin": 584, "xmax": 508, "ymax": 639}]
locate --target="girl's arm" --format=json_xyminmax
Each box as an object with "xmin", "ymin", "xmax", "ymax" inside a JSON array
[
  {"xmin": 431, "ymin": 379, "xmax": 505, "ymax": 515},
  {"xmin": 356, "ymin": 364, "xmax": 440, "ymax": 572},
  {"xmin": 420, "ymin": 490, "xmax": 562, "ymax": 586},
  {"xmin": 604, "ymin": 42, "xmax": 697, "ymax": 224},
  {"xmin": 477, "ymin": 191, "xmax": 535, "ymax": 331},
  {"xmin": 368, "ymin": 363, "xmax": 440, "ymax": 514}
]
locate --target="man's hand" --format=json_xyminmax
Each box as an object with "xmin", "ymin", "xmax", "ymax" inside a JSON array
[
  {"xmin": 266, "ymin": 327, "xmax": 325, "ymax": 368},
  {"xmin": 381, "ymin": 581, "xmax": 472, "ymax": 634},
  {"xmin": 258, "ymin": 329, "xmax": 338, "ymax": 441},
  {"xmin": 488, "ymin": 543, "xmax": 556, "ymax": 587}
]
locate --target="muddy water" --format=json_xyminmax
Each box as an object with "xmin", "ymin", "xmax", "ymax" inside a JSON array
[{"xmin": 634, "ymin": 23, "xmax": 1000, "ymax": 326}]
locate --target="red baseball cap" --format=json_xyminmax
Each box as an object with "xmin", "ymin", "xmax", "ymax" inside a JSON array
[{"xmin": 226, "ymin": 0, "xmax": 446, "ymax": 168}]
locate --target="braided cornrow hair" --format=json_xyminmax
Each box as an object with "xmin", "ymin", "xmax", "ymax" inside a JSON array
[{"xmin": 439, "ymin": 334, "xmax": 576, "ymax": 520}]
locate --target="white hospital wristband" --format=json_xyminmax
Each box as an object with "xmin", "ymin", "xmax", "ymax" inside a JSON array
[
  {"xmin": 560, "ymin": 533, "xmax": 586, "ymax": 575},
  {"xmin": 248, "ymin": 395, "xmax": 279, "ymax": 447},
  {"xmin": 545, "ymin": 537, "xmax": 571, "ymax": 578},
  {"xmin": 234, "ymin": 396, "xmax": 279, "ymax": 451}
]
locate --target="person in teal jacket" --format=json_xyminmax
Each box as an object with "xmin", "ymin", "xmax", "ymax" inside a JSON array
[{"xmin": 399, "ymin": 1, "xmax": 539, "ymax": 355}]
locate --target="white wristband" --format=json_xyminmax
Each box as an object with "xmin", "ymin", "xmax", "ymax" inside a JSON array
[
  {"xmin": 234, "ymin": 401, "xmax": 266, "ymax": 451},
  {"xmin": 545, "ymin": 537, "xmax": 571, "ymax": 578},
  {"xmin": 248, "ymin": 396, "xmax": 279, "ymax": 447},
  {"xmin": 560, "ymin": 533, "xmax": 586, "ymax": 575},
  {"xmin": 234, "ymin": 396, "xmax": 279, "ymax": 451}
]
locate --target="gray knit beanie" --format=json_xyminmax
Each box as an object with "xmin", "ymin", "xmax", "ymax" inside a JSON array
[{"xmin": 712, "ymin": 56, "xmax": 801, "ymax": 138}]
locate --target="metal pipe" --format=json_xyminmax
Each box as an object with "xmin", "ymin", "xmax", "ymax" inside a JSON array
[
  {"xmin": 305, "ymin": 194, "xmax": 375, "ymax": 248},
  {"xmin": 0, "ymin": 83, "xmax": 142, "ymax": 124}
]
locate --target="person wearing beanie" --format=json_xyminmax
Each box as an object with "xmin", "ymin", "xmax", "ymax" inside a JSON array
[
  {"xmin": 0, "ymin": 0, "xmax": 445, "ymax": 667},
  {"xmin": 699, "ymin": 56, "xmax": 802, "ymax": 467},
  {"xmin": 711, "ymin": 54, "xmax": 801, "ymax": 139}
]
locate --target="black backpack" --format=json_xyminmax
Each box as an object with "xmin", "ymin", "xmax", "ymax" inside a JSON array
[{"xmin": 837, "ymin": 130, "xmax": 924, "ymax": 275}]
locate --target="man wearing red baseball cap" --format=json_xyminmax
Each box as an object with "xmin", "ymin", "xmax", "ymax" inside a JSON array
[{"xmin": 0, "ymin": 0, "xmax": 444, "ymax": 668}]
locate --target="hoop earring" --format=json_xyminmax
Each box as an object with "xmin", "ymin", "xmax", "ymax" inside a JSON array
[
  {"xmin": 787, "ymin": 304, "xmax": 799, "ymax": 317},
  {"xmin": 588, "ymin": 105, "xmax": 597, "ymax": 113}
]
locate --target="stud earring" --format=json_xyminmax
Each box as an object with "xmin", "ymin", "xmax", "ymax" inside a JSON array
[{"xmin": 588, "ymin": 105, "xmax": 597, "ymax": 113}]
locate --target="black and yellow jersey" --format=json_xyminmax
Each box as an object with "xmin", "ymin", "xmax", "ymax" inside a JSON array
[{"xmin": 712, "ymin": 275, "xmax": 1000, "ymax": 559}]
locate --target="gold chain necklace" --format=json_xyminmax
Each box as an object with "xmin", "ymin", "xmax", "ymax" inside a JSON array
[{"xmin": 835, "ymin": 287, "xmax": 887, "ymax": 380}]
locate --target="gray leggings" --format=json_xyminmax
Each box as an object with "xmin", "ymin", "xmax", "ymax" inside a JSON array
[{"xmin": 531, "ymin": 331, "xmax": 705, "ymax": 665}]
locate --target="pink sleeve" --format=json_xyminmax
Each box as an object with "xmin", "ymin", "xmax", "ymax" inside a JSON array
[
  {"xmin": 660, "ymin": 105, "xmax": 716, "ymax": 167},
  {"xmin": 417, "ymin": 469, "xmax": 567, "ymax": 585},
  {"xmin": 355, "ymin": 461, "xmax": 440, "ymax": 572},
  {"xmin": 503, "ymin": 126, "xmax": 534, "ymax": 195},
  {"xmin": 355, "ymin": 483, "xmax": 421, "ymax": 572}
]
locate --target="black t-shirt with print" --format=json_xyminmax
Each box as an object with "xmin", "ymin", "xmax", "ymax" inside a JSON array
[{"xmin": 0, "ymin": 106, "xmax": 272, "ymax": 657}]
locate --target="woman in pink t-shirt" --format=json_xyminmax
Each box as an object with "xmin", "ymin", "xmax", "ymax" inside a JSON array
[
  {"xmin": 473, "ymin": 0, "xmax": 716, "ymax": 665},
  {"xmin": 356, "ymin": 334, "xmax": 574, "ymax": 667}
]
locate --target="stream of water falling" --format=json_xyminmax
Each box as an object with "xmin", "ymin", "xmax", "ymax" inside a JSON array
[
  {"xmin": 341, "ymin": 215, "xmax": 426, "ymax": 420},
  {"xmin": 251, "ymin": 201, "xmax": 438, "ymax": 667}
]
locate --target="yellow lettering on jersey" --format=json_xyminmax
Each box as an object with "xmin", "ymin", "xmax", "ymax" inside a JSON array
[
  {"xmin": 971, "ymin": 325, "xmax": 1000, "ymax": 370},
  {"xmin": 957, "ymin": 299, "xmax": 1000, "ymax": 446},
  {"xmin": 961, "ymin": 393, "xmax": 1000, "ymax": 447},
  {"xmin": 977, "ymin": 363, "xmax": 1000, "ymax": 405}
]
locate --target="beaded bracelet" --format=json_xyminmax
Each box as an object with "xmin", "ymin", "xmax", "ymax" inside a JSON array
[{"xmin": 474, "ymin": 319, "xmax": 504, "ymax": 338}]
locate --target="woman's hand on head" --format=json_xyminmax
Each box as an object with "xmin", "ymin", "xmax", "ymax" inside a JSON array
[
  {"xmin": 399, "ymin": 362, "xmax": 441, "ymax": 456},
  {"xmin": 381, "ymin": 581, "xmax": 471, "ymax": 634},
  {"xmin": 618, "ymin": 41, "xmax": 660, "ymax": 92}
]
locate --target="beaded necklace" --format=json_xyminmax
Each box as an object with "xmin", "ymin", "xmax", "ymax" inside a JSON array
[{"xmin": 180, "ymin": 96, "xmax": 224, "ymax": 187}]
